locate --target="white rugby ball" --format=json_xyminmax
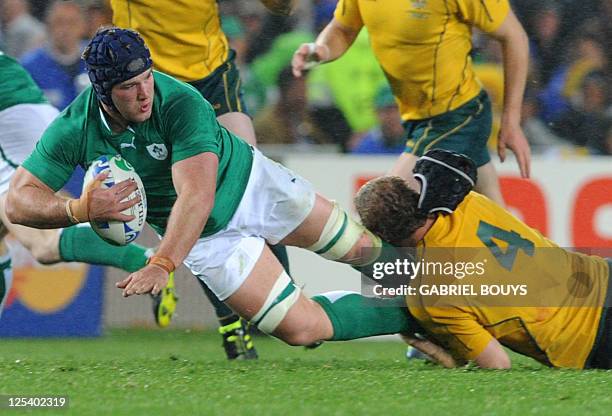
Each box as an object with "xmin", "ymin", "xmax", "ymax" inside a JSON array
[{"xmin": 83, "ymin": 155, "xmax": 147, "ymax": 246}]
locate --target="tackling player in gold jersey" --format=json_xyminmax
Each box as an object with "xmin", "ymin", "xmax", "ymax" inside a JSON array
[{"xmin": 355, "ymin": 152, "xmax": 611, "ymax": 370}]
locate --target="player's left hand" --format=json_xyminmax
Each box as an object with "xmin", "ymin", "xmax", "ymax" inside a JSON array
[
  {"xmin": 401, "ymin": 334, "xmax": 460, "ymax": 368},
  {"xmin": 116, "ymin": 264, "xmax": 169, "ymax": 297},
  {"xmin": 497, "ymin": 120, "xmax": 531, "ymax": 179}
]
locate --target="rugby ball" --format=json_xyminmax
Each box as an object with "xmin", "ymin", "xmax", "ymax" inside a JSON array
[{"xmin": 83, "ymin": 155, "xmax": 147, "ymax": 245}]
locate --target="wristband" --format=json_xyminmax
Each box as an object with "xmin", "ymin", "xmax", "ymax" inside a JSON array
[
  {"xmin": 146, "ymin": 255, "xmax": 176, "ymax": 274},
  {"xmin": 65, "ymin": 199, "xmax": 82, "ymax": 224}
]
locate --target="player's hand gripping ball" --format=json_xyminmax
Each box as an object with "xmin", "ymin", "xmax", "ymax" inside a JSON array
[{"xmin": 83, "ymin": 155, "xmax": 147, "ymax": 245}]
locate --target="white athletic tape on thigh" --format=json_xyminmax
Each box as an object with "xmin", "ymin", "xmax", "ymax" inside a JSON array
[
  {"xmin": 307, "ymin": 202, "xmax": 341, "ymax": 252},
  {"xmin": 353, "ymin": 229, "xmax": 383, "ymax": 266},
  {"xmin": 307, "ymin": 203, "xmax": 363, "ymax": 261},
  {"xmin": 252, "ymin": 271, "xmax": 301, "ymax": 334}
]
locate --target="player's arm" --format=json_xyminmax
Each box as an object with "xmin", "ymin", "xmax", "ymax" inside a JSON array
[
  {"xmin": 155, "ymin": 152, "xmax": 217, "ymax": 270},
  {"xmin": 401, "ymin": 334, "xmax": 462, "ymax": 368},
  {"xmin": 118, "ymin": 152, "xmax": 218, "ymax": 297},
  {"xmin": 488, "ymin": 8, "xmax": 531, "ymax": 178},
  {"xmin": 292, "ymin": 18, "xmax": 360, "ymax": 77},
  {"xmin": 259, "ymin": 0, "xmax": 296, "ymax": 15},
  {"xmin": 6, "ymin": 167, "xmax": 75, "ymax": 229},
  {"xmin": 474, "ymin": 338, "xmax": 511, "ymax": 369},
  {"xmin": 419, "ymin": 306, "xmax": 512, "ymax": 369},
  {"xmin": 6, "ymin": 167, "xmax": 138, "ymax": 229}
]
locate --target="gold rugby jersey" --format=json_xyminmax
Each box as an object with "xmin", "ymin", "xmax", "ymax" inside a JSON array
[
  {"xmin": 111, "ymin": 0, "xmax": 229, "ymax": 81},
  {"xmin": 408, "ymin": 192, "xmax": 609, "ymax": 368},
  {"xmin": 334, "ymin": 0, "xmax": 509, "ymax": 120}
]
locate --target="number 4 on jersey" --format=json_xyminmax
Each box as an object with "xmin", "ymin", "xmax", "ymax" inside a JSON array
[{"xmin": 476, "ymin": 221, "xmax": 535, "ymax": 271}]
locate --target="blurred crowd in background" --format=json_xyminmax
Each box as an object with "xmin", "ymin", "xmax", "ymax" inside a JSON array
[{"xmin": 1, "ymin": 0, "xmax": 611, "ymax": 156}]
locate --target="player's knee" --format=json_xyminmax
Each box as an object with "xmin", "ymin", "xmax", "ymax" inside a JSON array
[
  {"xmin": 307, "ymin": 202, "xmax": 382, "ymax": 266},
  {"xmin": 276, "ymin": 311, "xmax": 322, "ymax": 346},
  {"xmin": 30, "ymin": 245, "xmax": 59, "ymax": 264},
  {"xmin": 280, "ymin": 325, "xmax": 320, "ymax": 346},
  {"xmin": 28, "ymin": 234, "xmax": 60, "ymax": 265}
]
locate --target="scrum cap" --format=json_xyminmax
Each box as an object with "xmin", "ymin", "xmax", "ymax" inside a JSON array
[
  {"xmin": 82, "ymin": 27, "xmax": 153, "ymax": 108},
  {"xmin": 413, "ymin": 149, "xmax": 478, "ymax": 215}
]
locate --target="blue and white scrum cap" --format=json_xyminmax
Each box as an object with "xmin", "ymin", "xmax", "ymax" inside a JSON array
[
  {"xmin": 413, "ymin": 149, "xmax": 478, "ymax": 215},
  {"xmin": 82, "ymin": 27, "xmax": 153, "ymax": 108}
]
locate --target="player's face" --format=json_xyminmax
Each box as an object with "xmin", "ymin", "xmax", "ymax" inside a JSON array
[{"xmin": 111, "ymin": 69, "xmax": 154, "ymax": 123}]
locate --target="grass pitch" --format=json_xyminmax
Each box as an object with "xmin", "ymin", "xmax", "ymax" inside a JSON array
[{"xmin": 0, "ymin": 329, "xmax": 610, "ymax": 415}]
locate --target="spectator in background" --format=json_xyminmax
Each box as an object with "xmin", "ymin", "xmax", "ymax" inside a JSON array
[
  {"xmin": 244, "ymin": 12, "xmax": 296, "ymax": 65},
  {"xmin": 248, "ymin": 20, "xmax": 311, "ymax": 113},
  {"xmin": 528, "ymin": 2, "xmax": 563, "ymax": 86},
  {"xmin": 538, "ymin": 32, "xmax": 606, "ymax": 123},
  {"xmin": 84, "ymin": 0, "xmax": 113, "ymax": 38},
  {"xmin": 254, "ymin": 66, "xmax": 341, "ymax": 147},
  {"xmin": 603, "ymin": 124, "xmax": 612, "ymax": 156},
  {"xmin": 520, "ymin": 89, "xmax": 568, "ymax": 154},
  {"xmin": 221, "ymin": 16, "xmax": 247, "ymax": 69},
  {"xmin": 306, "ymin": 30, "xmax": 387, "ymax": 142},
  {"xmin": 554, "ymin": 71, "xmax": 611, "ymax": 150},
  {"xmin": 351, "ymin": 85, "xmax": 404, "ymax": 154},
  {"xmin": 0, "ymin": 0, "xmax": 44, "ymax": 59},
  {"xmin": 305, "ymin": 1, "xmax": 388, "ymax": 141},
  {"xmin": 21, "ymin": 1, "xmax": 88, "ymax": 110}
]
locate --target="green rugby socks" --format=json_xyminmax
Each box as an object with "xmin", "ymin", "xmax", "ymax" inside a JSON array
[
  {"xmin": 312, "ymin": 291, "xmax": 418, "ymax": 341},
  {"xmin": 59, "ymin": 225, "xmax": 149, "ymax": 272}
]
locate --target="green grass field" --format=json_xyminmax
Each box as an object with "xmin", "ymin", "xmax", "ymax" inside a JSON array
[{"xmin": 0, "ymin": 329, "xmax": 609, "ymax": 415}]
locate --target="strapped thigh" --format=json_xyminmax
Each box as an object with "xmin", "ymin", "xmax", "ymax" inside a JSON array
[{"xmin": 307, "ymin": 202, "xmax": 382, "ymax": 265}]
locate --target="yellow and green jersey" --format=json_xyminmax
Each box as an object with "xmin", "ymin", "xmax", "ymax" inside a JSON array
[
  {"xmin": 408, "ymin": 192, "xmax": 609, "ymax": 368},
  {"xmin": 334, "ymin": 0, "xmax": 509, "ymax": 120},
  {"xmin": 111, "ymin": 0, "xmax": 229, "ymax": 82}
]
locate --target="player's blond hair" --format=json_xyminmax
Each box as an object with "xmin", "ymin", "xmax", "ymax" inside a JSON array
[{"xmin": 354, "ymin": 176, "xmax": 427, "ymax": 245}]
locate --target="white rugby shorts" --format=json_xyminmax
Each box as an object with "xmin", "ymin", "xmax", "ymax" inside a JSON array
[
  {"xmin": 183, "ymin": 149, "xmax": 316, "ymax": 300},
  {"xmin": 0, "ymin": 103, "xmax": 59, "ymax": 194}
]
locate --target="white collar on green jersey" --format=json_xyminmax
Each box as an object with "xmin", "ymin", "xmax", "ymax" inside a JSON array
[{"xmin": 99, "ymin": 107, "xmax": 135, "ymax": 135}]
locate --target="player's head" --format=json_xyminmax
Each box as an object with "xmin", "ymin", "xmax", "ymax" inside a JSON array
[
  {"xmin": 413, "ymin": 149, "xmax": 477, "ymax": 215},
  {"xmin": 82, "ymin": 27, "xmax": 153, "ymax": 121},
  {"xmin": 355, "ymin": 176, "xmax": 428, "ymax": 246}
]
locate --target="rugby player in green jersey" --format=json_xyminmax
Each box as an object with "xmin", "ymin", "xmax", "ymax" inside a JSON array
[
  {"xmin": 111, "ymin": 0, "xmax": 298, "ymax": 358},
  {"xmin": 0, "ymin": 50, "xmax": 154, "ymax": 317},
  {"xmin": 6, "ymin": 28, "xmax": 454, "ymax": 353}
]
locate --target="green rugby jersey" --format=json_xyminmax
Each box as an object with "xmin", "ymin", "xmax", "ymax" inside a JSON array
[
  {"xmin": 23, "ymin": 71, "xmax": 253, "ymax": 237},
  {"xmin": 0, "ymin": 51, "xmax": 48, "ymax": 112}
]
